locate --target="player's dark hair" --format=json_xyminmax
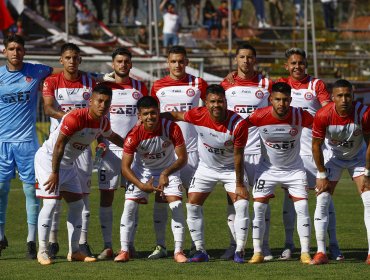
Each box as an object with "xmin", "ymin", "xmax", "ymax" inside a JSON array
[
  {"xmin": 168, "ymin": 45, "xmax": 187, "ymax": 57},
  {"xmin": 4, "ymin": 34, "xmax": 25, "ymax": 48},
  {"xmin": 60, "ymin": 43, "xmax": 81, "ymax": 55},
  {"xmin": 332, "ymin": 79, "xmax": 353, "ymax": 92},
  {"xmin": 235, "ymin": 43, "xmax": 256, "ymax": 56},
  {"xmin": 272, "ymin": 82, "xmax": 291, "ymax": 96},
  {"xmin": 285, "ymin": 47, "xmax": 306, "ymax": 60},
  {"xmin": 92, "ymin": 84, "xmax": 113, "ymax": 97},
  {"xmin": 137, "ymin": 96, "xmax": 159, "ymax": 110},
  {"xmin": 112, "ymin": 47, "xmax": 132, "ymax": 60},
  {"xmin": 206, "ymin": 84, "xmax": 225, "ymax": 97}
]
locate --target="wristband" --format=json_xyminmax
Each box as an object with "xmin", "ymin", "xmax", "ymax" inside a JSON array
[
  {"xmin": 364, "ymin": 169, "xmax": 370, "ymax": 177},
  {"xmin": 316, "ymin": 171, "xmax": 327, "ymax": 179}
]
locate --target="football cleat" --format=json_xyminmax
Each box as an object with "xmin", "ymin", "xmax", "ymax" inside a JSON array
[
  {"xmin": 67, "ymin": 251, "xmax": 97, "ymax": 262},
  {"xmin": 220, "ymin": 244, "xmax": 236, "ymax": 260},
  {"xmin": 37, "ymin": 250, "xmax": 53, "ymax": 265},
  {"xmin": 148, "ymin": 245, "xmax": 167, "ymax": 259},
  {"xmin": 79, "ymin": 242, "xmax": 94, "ymax": 257},
  {"xmin": 310, "ymin": 252, "xmax": 328, "ymax": 265},
  {"xmin": 262, "ymin": 245, "xmax": 273, "ymax": 261},
  {"xmin": 329, "ymin": 243, "xmax": 344, "ymax": 261},
  {"xmin": 48, "ymin": 242, "xmax": 59, "ymax": 259},
  {"xmin": 279, "ymin": 244, "xmax": 295, "ymax": 260},
  {"xmin": 26, "ymin": 241, "xmax": 37, "ymax": 259},
  {"xmin": 114, "ymin": 250, "xmax": 129, "ymax": 262},
  {"xmin": 174, "ymin": 251, "xmax": 188, "ymax": 263},
  {"xmin": 248, "ymin": 252, "xmax": 264, "ymax": 264},
  {"xmin": 233, "ymin": 251, "xmax": 245, "ymax": 264},
  {"xmin": 97, "ymin": 248, "xmax": 114, "ymax": 260},
  {"xmin": 300, "ymin": 252, "xmax": 312, "ymax": 264},
  {"xmin": 0, "ymin": 236, "xmax": 8, "ymax": 257},
  {"xmin": 188, "ymin": 245, "xmax": 197, "ymax": 258},
  {"xmin": 366, "ymin": 254, "xmax": 370, "ymax": 265},
  {"xmin": 187, "ymin": 250, "xmax": 209, "ymax": 263}
]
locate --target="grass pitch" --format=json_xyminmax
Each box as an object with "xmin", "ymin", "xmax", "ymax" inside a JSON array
[{"xmin": 0, "ymin": 174, "xmax": 368, "ymax": 280}]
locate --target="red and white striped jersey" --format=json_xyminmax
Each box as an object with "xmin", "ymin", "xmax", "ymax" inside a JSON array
[
  {"xmin": 277, "ymin": 75, "xmax": 331, "ymax": 155},
  {"xmin": 312, "ymin": 102, "xmax": 370, "ymax": 160},
  {"xmin": 42, "ymin": 72, "xmax": 96, "ymax": 132},
  {"xmin": 184, "ymin": 107, "xmax": 248, "ymax": 171},
  {"xmin": 124, "ymin": 118, "xmax": 184, "ymax": 174},
  {"xmin": 151, "ymin": 74, "xmax": 208, "ymax": 152},
  {"xmin": 247, "ymin": 106, "xmax": 313, "ymax": 170},
  {"xmin": 221, "ymin": 74, "xmax": 271, "ymax": 154},
  {"xmin": 40, "ymin": 108, "xmax": 112, "ymax": 167},
  {"xmin": 105, "ymin": 79, "xmax": 148, "ymax": 150}
]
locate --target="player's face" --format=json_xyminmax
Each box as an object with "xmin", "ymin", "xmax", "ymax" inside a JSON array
[
  {"xmin": 235, "ymin": 49, "xmax": 256, "ymax": 75},
  {"xmin": 270, "ymin": 92, "xmax": 292, "ymax": 118},
  {"xmin": 138, "ymin": 107, "xmax": 160, "ymax": 130},
  {"xmin": 112, "ymin": 54, "xmax": 132, "ymax": 78},
  {"xmin": 205, "ymin": 93, "xmax": 227, "ymax": 121},
  {"xmin": 332, "ymin": 87, "xmax": 353, "ymax": 115},
  {"xmin": 3, "ymin": 42, "xmax": 25, "ymax": 70},
  {"xmin": 285, "ymin": 54, "xmax": 306, "ymax": 81},
  {"xmin": 60, "ymin": 50, "xmax": 80, "ymax": 74},
  {"xmin": 89, "ymin": 93, "xmax": 112, "ymax": 119},
  {"xmin": 167, "ymin": 53, "xmax": 188, "ymax": 80}
]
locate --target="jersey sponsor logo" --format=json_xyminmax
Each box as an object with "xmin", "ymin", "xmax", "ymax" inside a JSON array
[
  {"xmin": 83, "ymin": 91, "xmax": 90, "ymax": 100},
  {"xmin": 132, "ymin": 91, "xmax": 142, "ymax": 100},
  {"xmin": 265, "ymin": 140, "xmax": 295, "ymax": 150},
  {"xmin": 60, "ymin": 103, "xmax": 88, "ymax": 112},
  {"xmin": 203, "ymin": 143, "xmax": 225, "ymax": 155},
  {"xmin": 289, "ymin": 128, "xmax": 298, "ymax": 136},
  {"xmin": 292, "ymin": 91, "xmax": 301, "ymax": 96},
  {"xmin": 329, "ymin": 139, "xmax": 354, "ymax": 148},
  {"xmin": 144, "ymin": 151, "xmax": 166, "ymax": 159},
  {"xmin": 304, "ymin": 92, "xmax": 314, "ymax": 100},
  {"xmin": 164, "ymin": 103, "xmax": 192, "ymax": 112},
  {"xmin": 186, "ymin": 88, "xmax": 195, "ymax": 97},
  {"xmin": 73, "ymin": 142, "xmax": 89, "ymax": 151},
  {"xmin": 1, "ymin": 91, "xmax": 30, "ymax": 103},
  {"xmin": 234, "ymin": 105, "xmax": 258, "ymax": 114},
  {"xmin": 110, "ymin": 104, "xmax": 137, "ymax": 115},
  {"xmin": 162, "ymin": 140, "xmax": 171, "ymax": 148},
  {"xmin": 25, "ymin": 76, "xmax": 33, "ymax": 83},
  {"xmin": 224, "ymin": 140, "xmax": 233, "ymax": 147},
  {"xmin": 255, "ymin": 90, "xmax": 264, "ymax": 99}
]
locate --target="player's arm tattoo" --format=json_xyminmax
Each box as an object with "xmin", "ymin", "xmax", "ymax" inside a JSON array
[
  {"xmin": 51, "ymin": 133, "xmax": 70, "ymax": 173},
  {"xmin": 43, "ymin": 96, "xmax": 65, "ymax": 119},
  {"xmin": 312, "ymin": 137, "xmax": 326, "ymax": 172},
  {"xmin": 234, "ymin": 146, "xmax": 245, "ymax": 183}
]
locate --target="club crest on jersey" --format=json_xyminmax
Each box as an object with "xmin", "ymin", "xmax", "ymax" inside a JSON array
[
  {"xmin": 25, "ymin": 76, "xmax": 33, "ymax": 83},
  {"xmin": 255, "ymin": 90, "xmax": 264, "ymax": 99},
  {"xmin": 186, "ymin": 88, "xmax": 196, "ymax": 97},
  {"xmin": 289, "ymin": 128, "xmax": 298, "ymax": 136},
  {"xmin": 304, "ymin": 92, "xmax": 314, "ymax": 100},
  {"xmin": 132, "ymin": 91, "xmax": 142, "ymax": 100},
  {"xmin": 224, "ymin": 140, "xmax": 233, "ymax": 147},
  {"xmin": 162, "ymin": 141, "xmax": 171, "ymax": 148},
  {"xmin": 83, "ymin": 92, "xmax": 90, "ymax": 100}
]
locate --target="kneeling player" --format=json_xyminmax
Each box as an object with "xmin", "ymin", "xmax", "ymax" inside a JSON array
[
  {"xmin": 247, "ymin": 82, "xmax": 313, "ymax": 264},
  {"xmin": 115, "ymin": 96, "xmax": 188, "ymax": 263},
  {"xmin": 35, "ymin": 85, "xmax": 124, "ymax": 265}
]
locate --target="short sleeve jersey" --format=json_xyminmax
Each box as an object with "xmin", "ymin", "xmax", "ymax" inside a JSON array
[
  {"xmin": 0, "ymin": 63, "xmax": 52, "ymax": 142},
  {"xmin": 184, "ymin": 107, "xmax": 248, "ymax": 171},
  {"xmin": 276, "ymin": 75, "xmax": 331, "ymax": 155},
  {"xmin": 124, "ymin": 118, "xmax": 184, "ymax": 175},
  {"xmin": 247, "ymin": 106, "xmax": 313, "ymax": 170},
  {"xmin": 312, "ymin": 102, "xmax": 370, "ymax": 160},
  {"xmin": 162, "ymin": 12, "xmax": 180, "ymax": 34},
  {"xmin": 151, "ymin": 74, "xmax": 207, "ymax": 152},
  {"xmin": 105, "ymin": 79, "xmax": 148, "ymax": 150},
  {"xmin": 40, "ymin": 108, "xmax": 112, "ymax": 167},
  {"xmin": 42, "ymin": 72, "xmax": 96, "ymax": 132},
  {"xmin": 221, "ymin": 74, "xmax": 272, "ymax": 154}
]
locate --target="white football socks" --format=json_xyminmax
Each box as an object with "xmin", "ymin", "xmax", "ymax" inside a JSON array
[
  {"xmin": 186, "ymin": 203, "xmax": 205, "ymax": 251},
  {"xmin": 153, "ymin": 202, "xmax": 168, "ymax": 248},
  {"xmin": 169, "ymin": 200, "xmax": 185, "ymax": 254},
  {"xmin": 361, "ymin": 191, "xmax": 370, "ymax": 254},
  {"xmin": 38, "ymin": 199, "xmax": 57, "ymax": 252},
  {"xmin": 66, "ymin": 199, "xmax": 84, "ymax": 254},
  {"xmin": 99, "ymin": 206, "xmax": 113, "ymax": 248},
  {"xmin": 314, "ymin": 192, "xmax": 331, "ymax": 254},
  {"xmin": 79, "ymin": 195, "xmax": 90, "ymax": 244},
  {"xmin": 252, "ymin": 202, "xmax": 267, "ymax": 253},
  {"xmin": 234, "ymin": 199, "xmax": 249, "ymax": 252},
  {"xmin": 49, "ymin": 199, "xmax": 62, "ymax": 243},
  {"xmin": 263, "ymin": 204, "xmax": 271, "ymax": 249},
  {"xmin": 327, "ymin": 199, "xmax": 339, "ymax": 246},
  {"xmin": 120, "ymin": 200, "xmax": 138, "ymax": 251},
  {"xmin": 129, "ymin": 205, "xmax": 139, "ymax": 248},
  {"xmin": 294, "ymin": 199, "xmax": 311, "ymax": 253},
  {"xmin": 226, "ymin": 204, "xmax": 236, "ymax": 246},
  {"xmin": 283, "ymin": 191, "xmax": 296, "ymax": 247}
]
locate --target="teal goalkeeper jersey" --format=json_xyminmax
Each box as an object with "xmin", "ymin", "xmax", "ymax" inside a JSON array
[{"xmin": 0, "ymin": 62, "xmax": 52, "ymax": 142}]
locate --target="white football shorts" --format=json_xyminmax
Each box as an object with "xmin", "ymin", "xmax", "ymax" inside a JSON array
[
  {"xmin": 75, "ymin": 147, "xmax": 92, "ymax": 194},
  {"xmin": 324, "ymin": 153, "xmax": 365, "ymax": 181},
  {"xmin": 301, "ymin": 154, "xmax": 317, "ymax": 189},
  {"xmin": 98, "ymin": 149, "xmax": 126, "ymax": 191},
  {"xmin": 244, "ymin": 154, "xmax": 262, "ymax": 187},
  {"xmin": 180, "ymin": 151, "xmax": 199, "ymax": 187}
]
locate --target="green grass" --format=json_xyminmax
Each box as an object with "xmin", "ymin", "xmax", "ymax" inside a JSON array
[{"xmin": 1, "ymin": 174, "xmax": 369, "ymax": 279}]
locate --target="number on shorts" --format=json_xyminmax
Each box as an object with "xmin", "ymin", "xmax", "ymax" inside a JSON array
[
  {"xmin": 99, "ymin": 170, "xmax": 106, "ymax": 182},
  {"xmin": 189, "ymin": 177, "xmax": 195, "ymax": 188},
  {"xmin": 254, "ymin": 179, "xmax": 265, "ymax": 191}
]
